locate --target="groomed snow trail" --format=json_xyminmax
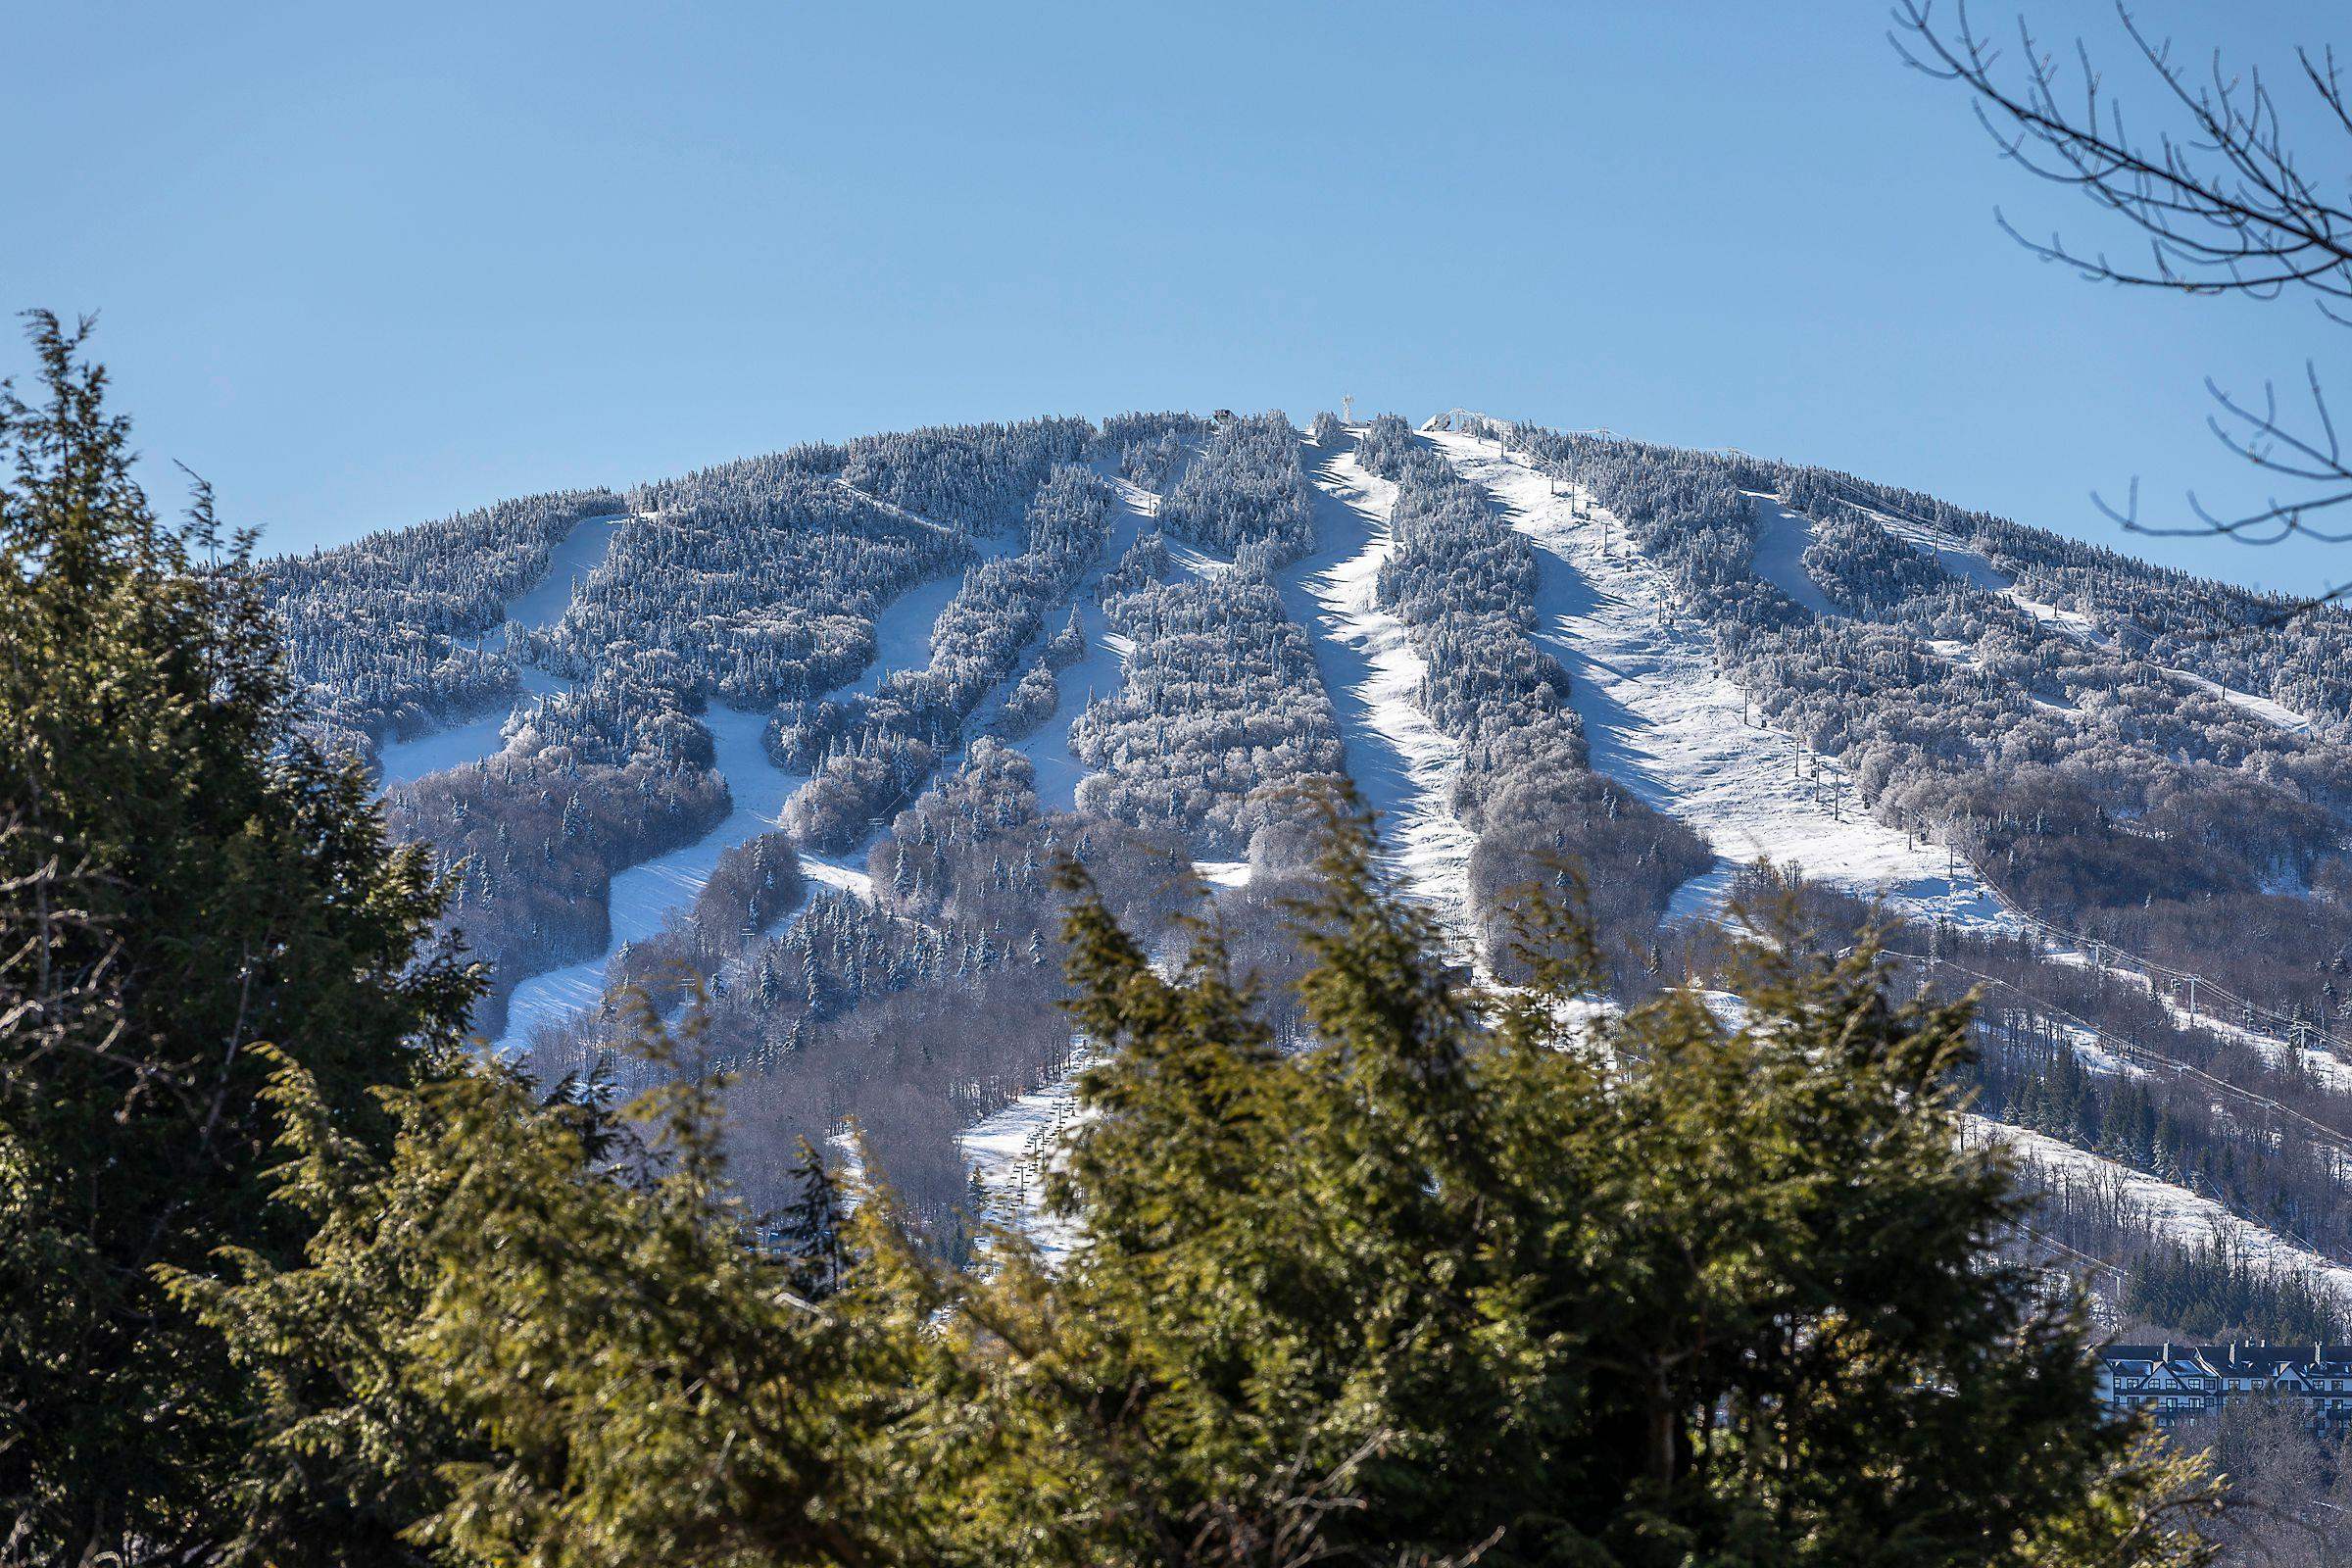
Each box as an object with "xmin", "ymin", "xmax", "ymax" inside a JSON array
[
  {"xmin": 1978, "ymin": 1117, "xmax": 2352, "ymax": 1302},
  {"xmin": 1743, "ymin": 494, "xmax": 1841, "ymax": 619},
  {"xmin": 496, "ymin": 705, "xmax": 807, "ymax": 1051},
  {"xmin": 957, "ymin": 1045, "xmax": 1091, "ymax": 1264},
  {"xmin": 959, "ymin": 431, "xmax": 1497, "ymax": 1259},
  {"xmin": 1427, "ymin": 431, "xmax": 2016, "ymax": 934},
  {"xmin": 491, "ymin": 536, "xmax": 1030, "ymax": 1054},
  {"xmin": 1280, "ymin": 432, "xmax": 1480, "ymax": 948},
  {"xmin": 991, "ymin": 474, "xmax": 1160, "ymax": 813},
  {"xmin": 375, "ymin": 512, "xmax": 627, "ymax": 791}
]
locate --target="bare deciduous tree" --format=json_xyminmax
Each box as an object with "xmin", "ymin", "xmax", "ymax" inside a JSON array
[{"xmin": 1894, "ymin": 0, "xmax": 2352, "ymax": 612}]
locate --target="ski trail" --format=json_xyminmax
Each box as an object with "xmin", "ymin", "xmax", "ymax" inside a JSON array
[
  {"xmin": 2003, "ymin": 586, "xmax": 2318, "ymax": 738},
  {"xmin": 495, "ymin": 706, "xmax": 806, "ymax": 1050},
  {"xmin": 1427, "ymin": 431, "xmax": 2015, "ymax": 934},
  {"xmin": 375, "ymin": 512, "xmax": 627, "ymax": 791},
  {"xmin": 990, "ymin": 473, "xmax": 1160, "ymax": 813},
  {"xmin": 1278, "ymin": 433, "xmax": 1480, "ymax": 948},
  {"xmin": 489, "ymin": 540, "xmax": 1019, "ymax": 1053},
  {"xmin": 1742, "ymin": 493, "xmax": 1841, "ymax": 619},
  {"xmin": 958, "ymin": 1043, "xmax": 1091, "ymax": 1264},
  {"xmin": 1980, "ymin": 1118, "xmax": 2352, "ymax": 1302}
]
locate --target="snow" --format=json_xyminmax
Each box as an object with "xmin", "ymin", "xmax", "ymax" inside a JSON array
[
  {"xmin": 833, "ymin": 479, "xmax": 963, "ymax": 539},
  {"xmin": 956, "ymin": 1049, "xmax": 1090, "ymax": 1263},
  {"xmin": 496, "ymin": 704, "xmax": 808, "ymax": 1052},
  {"xmin": 1841, "ymin": 502, "xmax": 2016, "ymax": 594},
  {"xmin": 504, "ymin": 513, "xmax": 632, "ymax": 630},
  {"xmin": 1277, "ymin": 433, "xmax": 1480, "ymax": 949},
  {"xmin": 1976, "ymin": 1117, "xmax": 2352, "ymax": 1301},
  {"xmin": 488, "ymin": 540, "xmax": 1015, "ymax": 1052},
  {"xmin": 1194, "ymin": 860, "xmax": 1253, "ymax": 889},
  {"xmin": 2043, "ymin": 949, "xmax": 2352, "ymax": 1094},
  {"xmin": 377, "ymin": 704, "xmax": 524, "ymax": 795},
  {"xmin": 1428, "ymin": 432, "xmax": 2017, "ymax": 934},
  {"xmin": 1742, "ymin": 493, "xmax": 1843, "ymax": 618},
  {"xmin": 837, "ymin": 531, "xmax": 1024, "ymax": 702},
  {"xmin": 375, "ymin": 512, "xmax": 625, "ymax": 791},
  {"xmin": 993, "ymin": 471, "xmax": 1160, "ymax": 813},
  {"xmin": 1168, "ymin": 541, "xmax": 1234, "ymax": 579},
  {"xmin": 2005, "ymin": 588, "xmax": 2318, "ymax": 736},
  {"xmin": 799, "ymin": 856, "xmax": 876, "ymax": 901},
  {"xmin": 2006, "ymin": 590, "xmax": 2106, "ymax": 644},
  {"xmin": 2173, "ymin": 668, "xmax": 2316, "ymax": 736}
]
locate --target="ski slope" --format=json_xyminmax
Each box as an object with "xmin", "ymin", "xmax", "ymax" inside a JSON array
[
  {"xmin": 1744, "ymin": 493, "xmax": 1842, "ymax": 619},
  {"xmin": 991, "ymin": 474, "xmax": 1159, "ymax": 813},
  {"xmin": 1979, "ymin": 1117, "xmax": 2352, "ymax": 1302},
  {"xmin": 957, "ymin": 1046, "xmax": 1090, "ymax": 1264},
  {"xmin": 1281, "ymin": 432, "xmax": 1479, "ymax": 947},
  {"xmin": 1429, "ymin": 432, "xmax": 2016, "ymax": 934},
  {"xmin": 491, "ymin": 539, "xmax": 1027, "ymax": 1053},
  {"xmin": 2005, "ymin": 587, "xmax": 2318, "ymax": 737},
  {"xmin": 496, "ymin": 704, "xmax": 806, "ymax": 1051},
  {"xmin": 375, "ymin": 512, "xmax": 626, "ymax": 790}
]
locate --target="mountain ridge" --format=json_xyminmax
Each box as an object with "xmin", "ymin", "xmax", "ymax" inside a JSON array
[{"xmin": 272, "ymin": 408, "xmax": 2352, "ymax": 1340}]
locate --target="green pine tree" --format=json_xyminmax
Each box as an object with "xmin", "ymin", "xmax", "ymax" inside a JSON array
[{"xmin": 0, "ymin": 313, "xmax": 477, "ymax": 1560}]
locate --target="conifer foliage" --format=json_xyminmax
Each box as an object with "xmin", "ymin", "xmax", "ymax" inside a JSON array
[
  {"xmin": 0, "ymin": 314, "xmax": 476, "ymax": 1559},
  {"xmin": 0, "ymin": 333, "xmax": 2221, "ymax": 1563},
  {"xmin": 174, "ymin": 804, "xmax": 2216, "ymax": 1566}
]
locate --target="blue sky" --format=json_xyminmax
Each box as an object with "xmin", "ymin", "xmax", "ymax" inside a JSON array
[{"xmin": 9, "ymin": 0, "xmax": 2346, "ymax": 594}]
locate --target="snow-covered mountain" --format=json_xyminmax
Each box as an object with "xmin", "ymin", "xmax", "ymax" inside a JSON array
[{"xmin": 272, "ymin": 409, "xmax": 2352, "ymax": 1333}]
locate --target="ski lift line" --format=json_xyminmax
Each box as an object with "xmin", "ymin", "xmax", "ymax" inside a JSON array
[
  {"xmin": 1999, "ymin": 904, "xmax": 2346, "ymax": 1057},
  {"xmin": 1885, "ymin": 946, "xmax": 2352, "ymax": 1164},
  {"xmin": 829, "ymin": 479, "xmax": 964, "ymax": 540},
  {"xmin": 1465, "ymin": 430, "xmax": 2345, "ymax": 1061},
  {"xmin": 2009, "ymin": 1220, "xmax": 2129, "ymax": 1286}
]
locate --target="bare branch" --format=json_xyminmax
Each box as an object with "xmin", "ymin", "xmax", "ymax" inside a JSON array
[{"xmin": 1898, "ymin": 0, "xmax": 2352, "ymax": 577}]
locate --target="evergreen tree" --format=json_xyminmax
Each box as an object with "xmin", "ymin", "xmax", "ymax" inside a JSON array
[{"xmin": 0, "ymin": 314, "xmax": 475, "ymax": 1558}]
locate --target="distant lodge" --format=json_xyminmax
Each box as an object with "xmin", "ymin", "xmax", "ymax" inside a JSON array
[{"xmin": 2100, "ymin": 1345, "xmax": 2352, "ymax": 1422}]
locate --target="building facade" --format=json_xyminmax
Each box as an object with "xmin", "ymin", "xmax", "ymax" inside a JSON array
[{"xmin": 2100, "ymin": 1344, "xmax": 2352, "ymax": 1423}]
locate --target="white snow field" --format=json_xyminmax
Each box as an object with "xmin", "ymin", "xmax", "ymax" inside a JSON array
[
  {"xmin": 375, "ymin": 512, "xmax": 627, "ymax": 790},
  {"xmin": 1978, "ymin": 1118, "xmax": 2352, "ymax": 1301},
  {"xmin": 2003, "ymin": 586, "xmax": 2318, "ymax": 737},
  {"xmin": 1743, "ymin": 493, "xmax": 1842, "ymax": 619},
  {"xmin": 957, "ymin": 425, "xmax": 1504, "ymax": 1254},
  {"xmin": 1427, "ymin": 431, "xmax": 2017, "ymax": 934},
  {"xmin": 1823, "ymin": 499, "xmax": 2317, "ymax": 736},
  {"xmin": 1280, "ymin": 432, "xmax": 1480, "ymax": 946},
  {"xmin": 496, "ymin": 704, "xmax": 806, "ymax": 1051},
  {"xmin": 1836, "ymin": 498, "xmax": 2017, "ymax": 595}
]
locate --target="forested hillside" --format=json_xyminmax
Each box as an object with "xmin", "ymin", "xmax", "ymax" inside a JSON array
[{"xmin": 273, "ymin": 404, "xmax": 2352, "ymax": 1346}]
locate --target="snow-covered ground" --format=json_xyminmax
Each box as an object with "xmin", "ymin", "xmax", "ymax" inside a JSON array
[
  {"xmin": 999, "ymin": 475, "xmax": 1158, "ymax": 813},
  {"xmin": 2005, "ymin": 588, "xmax": 2317, "ymax": 736},
  {"xmin": 1841, "ymin": 501, "xmax": 2016, "ymax": 594},
  {"xmin": 2042, "ymin": 949, "xmax": 2352, "ymax": 1094},
  {"xmin": 491, "ymin": 542, "xmax": 1019, "ymax": 1052},
  {"xmin": 375, "ymin": 513, "xmax": 626, "ymax": 790},
  {"xmin": 1743, "ymin": 493, "xmax": 1842, "ymax": 618},
  {"xmin": 2169, "ymin": 665, "xmax": 2315, "ymax": 736},
  {"xmin": 1977, "ymin": 1117, "xmax": 2352, "ymax": 1302},
  {"xmin": 956, "ymin": 1046, "xmax": 1090, "ymax": 1264},
  {"xmin": 1429, "ymin": 432, "xmax": 2016, "ymax": 934},
  {"xmin": 496, "ymin": 705, "xmax": 808, "ymax": 1052},
  {"xmin": 1280, "ymin": 433, "xmax": 1480, "ymax": 947}
]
